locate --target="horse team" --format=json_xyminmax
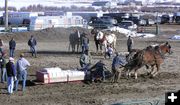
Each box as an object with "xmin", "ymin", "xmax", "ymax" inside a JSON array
[{"xmin": 69, "ymin": 28, "xmax": 172, "ymax": 81}]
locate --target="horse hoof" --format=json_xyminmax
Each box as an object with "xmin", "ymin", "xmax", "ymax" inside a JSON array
[{"xmin": 149, "ymin": 75, "xmax": 154, "ymax": 79}]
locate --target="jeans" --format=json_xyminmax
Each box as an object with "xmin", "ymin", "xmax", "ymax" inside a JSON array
[
  {"xmin": 9, "ymin": 49, "xmax": 15, "ymax": 57},
  {"xmin": 1, "ymin": 68, "xmax": 7, "ymax": 83},
  {"xmin": 82, "ymin": 44, "xmax": 89, "ymax": 53},
  {"xmin": 7, "ymin": 77, "xmax": 14, "ymax": 94},
  {"xmin": 30, "ymin": 46, "xmax": 37, "ymax": 57},
  {"xmin": 15, "ymin": 70, "xmax": 27, "ymax": 91}
]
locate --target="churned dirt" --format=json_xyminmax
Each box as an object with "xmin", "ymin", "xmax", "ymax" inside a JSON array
[{"xmin": 0, "ymin": 25, "xmax": 180, "ymax": 105}]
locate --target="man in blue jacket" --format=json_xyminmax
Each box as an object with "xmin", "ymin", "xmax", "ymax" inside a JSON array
[
  {"xmin": 81, "ymin": 33, "xmax": 89, "ymax": 54},
  {"xmin": 112, "ymin": 52, "xmax": 127, "ymax": 83},
  {"xmin": 15, "ymin": 53, "xmax": 30, "ymax": 91},
  {"xmin": 28, "ymin": 35, "xmax": 37, "ymax": 57}
]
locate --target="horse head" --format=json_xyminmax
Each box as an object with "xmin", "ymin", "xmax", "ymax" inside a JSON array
[
  {"xmin": 159, "ymin": 42, "xmax": 172, "ymax": 55},
  {"xmin": 91, "ymin": 29, "xmax": 98, "ymax": 35}
]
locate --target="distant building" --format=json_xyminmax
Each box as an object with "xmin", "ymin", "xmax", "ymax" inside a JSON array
[
  {"xmin": 44, "ymin": 11, "xmax": 65, "ymax": 16},
  {"xmin": 118, "ymin": 0, "xmax": 142, "ymax": 6},
  {"xmin": 92, "ymin": 1, "xmax": 117, "ymax": 7},
  {"xmin": 66, "ymin": 11, "xmax": 104, "ymax": 22}
]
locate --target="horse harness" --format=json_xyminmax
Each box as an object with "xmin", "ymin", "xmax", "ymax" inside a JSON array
[{"xmin": 99, "ymin": 34, "xmax": 106, "ymax": 44}]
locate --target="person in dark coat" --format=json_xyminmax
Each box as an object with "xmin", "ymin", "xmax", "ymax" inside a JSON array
[
  {"xmin": 0, "ymin": 54, "xmax": 7, "ymax": 83},
  {"xmin": 6, "ymin": 57, "xmax": 16, "ymax": 94},
  {"xmin": 127, "ymin": 36, "xmax": 134, "ymax": 52},
  {"xmin": 28, "ymin": 35, "xmax": 37, "ymax": 57},
  {"xmin": 9, "ymin": 38, "xmax": 16, "ymax": 57},
  {"xmin": 90, "ymin": 60, "xmax": 107, "ymax": 82},
  {"xmin": 81, "ymin": 33, "xmax": 89, "ymax": 53}
]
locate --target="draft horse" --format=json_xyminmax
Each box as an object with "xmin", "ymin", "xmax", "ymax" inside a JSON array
[
  {"xmin": 91, "ymin": 29, "xmax": 117, "ymax": 53},
  {"xmin": 125, "ymin": 42, "xmax": 172, "ymax": 79},
  {"xmin": 68, "ymin": 30, "xmax": 82, "ymax": 53}
]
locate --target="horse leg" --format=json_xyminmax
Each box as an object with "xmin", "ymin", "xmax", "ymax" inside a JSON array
[
  {"xmin": 126, "ymin": 68, "xmax": 130, "ymax": 78},
  {"xmin": 113, "ymin": 39, "xmax": 117, "ymax": 51},
  {"xmin": 95, "ymin": 41, "xmax": 99, "ymax": 52},
  {"xmin": 134, "ymin": 68, "xmax": 138, "ymax": 79},
  {"xmin": 68, "ymin": 43, "xmax": 71, "ymax": 52},
  {"xmin": 100, "ymin": 44, "xmax": 102, "ymax": 51},
  {"xmin": 72, "ymin": 44, "xmax": 75, "ymax": 53},
  {"xmin": 149, "ymin": 65, "xmax": 155, "ymax": 75},
  {"xmin": 77, "ymin": 44, "xmax": 79, "ymax": 52},
  {"xmin": 153, "ymin": 64, "xmax": 160, "ymax": 77}
]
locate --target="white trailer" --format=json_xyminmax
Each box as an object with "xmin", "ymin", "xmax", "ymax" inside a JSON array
[
  {"xmin": 3, "ymin": 12, "xmax": 38, "ymax": 25},
  {"xmin": 29, "ymin": 15, "xmax": 85, "ymax": 31}
]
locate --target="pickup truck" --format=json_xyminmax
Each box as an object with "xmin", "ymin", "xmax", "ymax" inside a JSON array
[{"xmin": 118, "ymin": 20, "xmax": 137, "ymax": 30}]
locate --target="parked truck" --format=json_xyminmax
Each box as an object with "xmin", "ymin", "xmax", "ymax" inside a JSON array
[{"xmin": 174, "ymin": 12, "xmax": 180, "ymax": 24}]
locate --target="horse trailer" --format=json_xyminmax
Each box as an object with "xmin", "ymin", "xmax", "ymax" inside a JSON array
[{"xmin": 29, "ymin": 16, "xmax": 85, "ymax": 31}]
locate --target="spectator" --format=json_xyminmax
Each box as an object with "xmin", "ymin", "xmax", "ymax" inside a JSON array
[
  {"xmin": 0, "ymin": 39, "xmax": 4, "ymax": 55},
  {"xmin": 81, "ymin": 33, "xmax": 89, "ymax": 53},
  {"xmin": 6, "ymin": 57, "xmax": 16, "ymax": 94},
  {"xmin": 28, "ymin": 35, "xmax": 37, "ymax": 57},
  {"xmin": 15, "ymin": 53, "xmax": 30, "ymax": 91},
  {"xmin": 0, "ymin": 54, "xmax": 7, "ymax": 83},
  {"xmin": 90, "ymin": 60, "xmax": 107, "ymax": 82},
  {"xmin": 112, "ymin": 52, "xmax": 127, "ymax": 83},
  {"xmin": 79, "ymin": 50, "xmax": 91, "ymax": 70},
  {"xmin": 9, "ymin": 38, "xmax": 16, "ymax": 57},
  {"xmin": 105, "ymin": 44, "xmax": 114, "ymax": 59},
  {"xmin": 127, "ymin": 36, "xmax": 134, "ymax": 52}
]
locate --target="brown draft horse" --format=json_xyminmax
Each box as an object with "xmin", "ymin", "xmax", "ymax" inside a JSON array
[{"xmin": 125, "ymin": 42, "xmax": 172, "ymax": 79}]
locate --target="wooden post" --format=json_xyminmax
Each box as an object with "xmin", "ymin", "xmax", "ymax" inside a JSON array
[{"xmin": 5, "ymin": 0, "xmax": 8, "ymax": 31}]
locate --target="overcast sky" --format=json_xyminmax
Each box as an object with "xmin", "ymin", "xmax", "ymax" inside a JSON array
[{"xmin": 0, "ymin": 0, "xmax": 178, "ymax": 9}]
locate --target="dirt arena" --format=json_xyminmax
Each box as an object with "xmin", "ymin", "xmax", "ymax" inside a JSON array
[{"xmin": 0, "ymin": 25, "xmax": 180, "ymax": 105}]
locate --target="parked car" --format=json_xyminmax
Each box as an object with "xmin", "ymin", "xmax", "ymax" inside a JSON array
[
  {"xmin": 118, "ymin": 20, "xmax": 137, "ymax": 30},
  {"xmin": 88, "ymin": 17, "xmax": 115, "ymax": 29},
  {"xmin": 146, "ymin": 19, "xmax": 155, "ymax": 26},
  {"xmin": 139, "ymin": 19, "xmax": 147, "ymax": 26},
  {"xmin": 161, "ymin": 15, "xmax": 170, "ymax": 24}
]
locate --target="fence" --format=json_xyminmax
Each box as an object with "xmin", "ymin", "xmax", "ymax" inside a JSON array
[{"xmin": 137, "ymin": 25, "xmax": 159, "ymax": 35}]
